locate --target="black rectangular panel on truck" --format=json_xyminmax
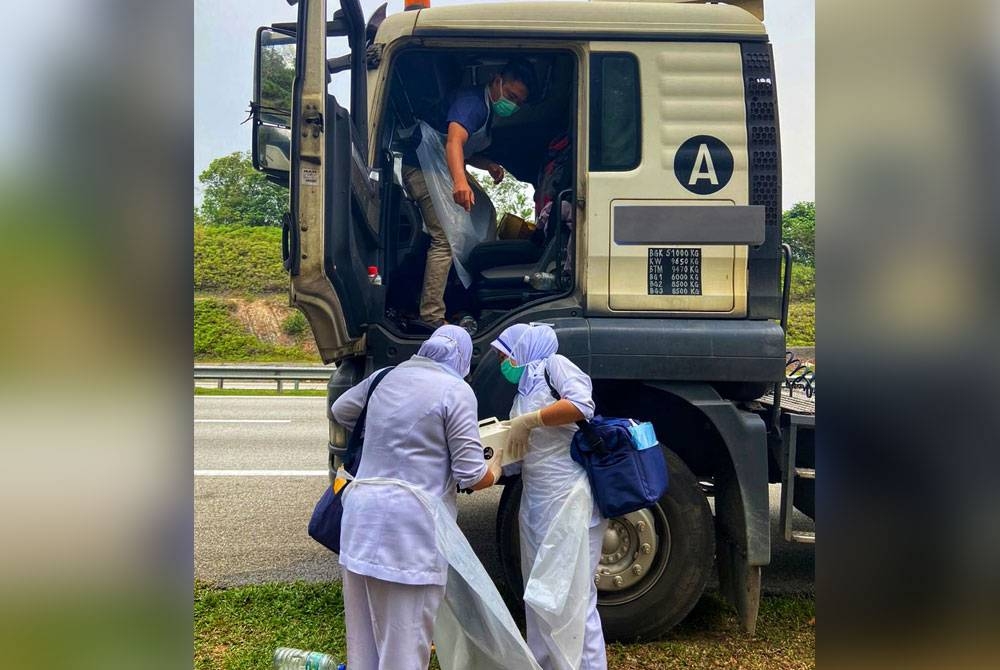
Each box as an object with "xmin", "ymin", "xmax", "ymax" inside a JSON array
[
  {"xmin": 550, "ymin": 318, "xmax": 785, "ymax": 383},
  {"xmin": 741, "ymin": 42, "xmax": 782, "ymax": 320},
  {"xmin": 614, "ymin": 205, "xmax": 765, "ymax": 245}
]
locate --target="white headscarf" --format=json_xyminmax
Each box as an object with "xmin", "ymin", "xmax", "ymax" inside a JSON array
[
  {"xmin": 416, "ymin": 325, "xmax": 473, "ymax": 377},
  {"xmin": 489, "ymin": 323, "xmax": 530, "ymax": 359},
  {"xmin": 507, "ymin": 324, "xmax": 559, "ymax": 397}
]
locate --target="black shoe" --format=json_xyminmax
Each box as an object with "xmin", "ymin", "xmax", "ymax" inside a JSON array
[{"xmin": 407, "ymin": 319, "xmax": 445, "ymax": 334}]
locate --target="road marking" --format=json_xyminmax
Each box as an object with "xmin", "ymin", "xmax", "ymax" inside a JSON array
[
  {"xmin": 195, "ymin": 419, "xmax": 293, "ymax": 423},
  {"xmin": 195, "ymin": 396, "xmax": 326, "ymax": 399},
  {"xmin": 195, "ymin": 469, "xmax": 328, "ymax": 477}
]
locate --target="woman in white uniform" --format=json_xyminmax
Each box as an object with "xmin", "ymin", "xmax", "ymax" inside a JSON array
[
  {"xmin": 332, "ymin": 325, "xmax": 500, "ymax": 670},
  {"xmin": 493, "ymin": 324, "xmax": 609, "ymax": 670}
]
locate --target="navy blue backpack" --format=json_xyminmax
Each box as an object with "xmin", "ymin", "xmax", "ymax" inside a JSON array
[
  {"xmin": 544, "ymin": 369, "xmax": 669, "ymax": 518},
  {"xmin": 308, "ymin": 367, "xmax": 394, "ymax": 554}
]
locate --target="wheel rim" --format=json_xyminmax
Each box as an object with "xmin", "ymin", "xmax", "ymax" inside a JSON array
[{"xmin": 595, "ymin": 505, "xmax": 671, "ymax": 605}]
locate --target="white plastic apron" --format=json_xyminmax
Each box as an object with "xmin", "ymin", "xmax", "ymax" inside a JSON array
[
  {"xmin": 414, "ymin": 94, "xmax": 494, "ymax": 287},
  {"xmin": 514, "ymin": 393, "xmax": 597, "ymax": 670},
  {"xmin": 347, "ymin": 477, "xmax": 542, "ymax": 670}
]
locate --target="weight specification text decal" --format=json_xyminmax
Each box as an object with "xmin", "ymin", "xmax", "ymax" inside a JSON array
[
  {"xmin": 648, "ymin": 248, "xmax": 702, "ymax": 296},
  {"xmin": 673, "ymin": 135, "xmax": 734, "ymax": 195}
]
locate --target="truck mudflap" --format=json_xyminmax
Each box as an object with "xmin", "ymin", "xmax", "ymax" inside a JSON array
[{"xmin": 645, "ymin": 380, "xmax": 770, "ymax": 635}]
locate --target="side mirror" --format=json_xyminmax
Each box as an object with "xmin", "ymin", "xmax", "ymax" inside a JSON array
[{"xmin": 252, "ymin": 27, "xmax": 296, "ymax": 181}]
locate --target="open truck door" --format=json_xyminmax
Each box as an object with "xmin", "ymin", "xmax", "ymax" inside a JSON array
[{"xmin": 251, "ymin": 0, "xmax": 380, "ymax": 363}]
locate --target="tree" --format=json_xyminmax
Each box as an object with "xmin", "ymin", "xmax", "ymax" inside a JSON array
[
  {"xmin": 782, "ymin": 201, "xmax": 815, "ymax": 266},
  {"xmin": 197, "ymin": 151, "xmax": 287, "ymax": 227},
  {"xmin": 471, "ymin": 169, "xmax": 536, "ymax": 222}
]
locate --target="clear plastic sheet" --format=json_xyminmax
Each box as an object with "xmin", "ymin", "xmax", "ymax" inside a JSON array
[
  {"xmin": 514, "ymin": 379, "xmax": 600, "ymax": 669},
  {"xmin": 349, "ymin": 478, "xmax": 541, "ymax": 670},
  {"xmin": 414, "ymin": 121, "xmax": 495, "ymax": 287}
]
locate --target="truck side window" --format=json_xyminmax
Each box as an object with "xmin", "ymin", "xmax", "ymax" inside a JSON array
[{"xmin": 589, "ymin": 53, "xmax": 640, "ymax": 171}]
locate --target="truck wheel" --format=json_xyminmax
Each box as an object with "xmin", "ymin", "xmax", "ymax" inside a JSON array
[{"xmin": 495, "ymin": 448, "xmax": 715, "ymax": 640}]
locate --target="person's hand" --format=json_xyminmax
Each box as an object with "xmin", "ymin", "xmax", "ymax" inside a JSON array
[
  {"xmin": 453, "ymin": 180, "xmax": 475, "ymax": 212},
  {"xmin": 487, "ymin": 162, "xmax": 505, "ymax": 185},
  {"xmin": 506, "ymin": 410, "xmax": 544, "ymax": 461}
]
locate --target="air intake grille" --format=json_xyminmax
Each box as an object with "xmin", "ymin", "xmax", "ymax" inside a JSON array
[{"xmin": 742, "ymin": 41, "xmax": 782, "ymax": 320}]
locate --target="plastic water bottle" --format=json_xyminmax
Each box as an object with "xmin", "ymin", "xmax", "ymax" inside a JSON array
[{"xmin": 273, "ymin": 647, "xmax": 343, "ymax": 670}]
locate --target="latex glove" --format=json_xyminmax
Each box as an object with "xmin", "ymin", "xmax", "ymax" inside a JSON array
[
  {"xmin": 506, "ymin": 410, "xmax": 544, "ymax": 462},
  {"xmin": 487, "ymin": 454, "xmax": 503, "ymax": 486}
]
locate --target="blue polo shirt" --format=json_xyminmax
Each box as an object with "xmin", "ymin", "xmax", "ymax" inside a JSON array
[{"xmin": 403, "ymin": 86, "xmax": 491, "ymax": 166}]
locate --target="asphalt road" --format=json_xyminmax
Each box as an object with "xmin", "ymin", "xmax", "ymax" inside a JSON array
[{"xmin": 195, "ymin": 396, "xmax": 814, "ymax": 593}]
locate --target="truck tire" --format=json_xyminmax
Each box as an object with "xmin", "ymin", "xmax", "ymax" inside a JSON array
[{"xmin": 495, "ymin": 447, "xmax": 715, "ymax": 641}]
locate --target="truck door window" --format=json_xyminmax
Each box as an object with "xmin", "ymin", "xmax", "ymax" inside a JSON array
[{"xmin": 589, "ymin": 53, "xmax": 640, "ymax": 172}]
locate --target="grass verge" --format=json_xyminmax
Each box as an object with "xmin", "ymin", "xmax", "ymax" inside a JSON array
[
  {"xmin": 194, "ymin": 581, "xmax": 814, "ymax": 670},
  {"xmin": 194, "ymin": 224, "xmax": 287, "ymax": 293},
  {"xmin": 194, "ymin": 388, "xmax": 326, "ymax": 397}
]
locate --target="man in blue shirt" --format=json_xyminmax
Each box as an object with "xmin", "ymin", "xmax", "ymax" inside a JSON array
[{"xmin": 403, "ymin": 58, "xmax": 537, "ymax": 327}]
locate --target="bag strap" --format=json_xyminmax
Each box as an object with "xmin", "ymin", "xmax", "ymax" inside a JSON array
[
  {"xmin": 543, "ymin": 364, "xmax": 606, "ymax": 454},
  {"xmin": 343, "ymin": 366, "xmax": 395, "ymax": 470}
]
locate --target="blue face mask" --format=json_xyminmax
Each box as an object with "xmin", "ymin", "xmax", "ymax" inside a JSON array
[
  {"xmin": 500, "ymin": 358, "xmax": 525, "ymax": 384},
  {"xmin": 491, "ymin": 78, "xmax": 520, "ymax": 118}
]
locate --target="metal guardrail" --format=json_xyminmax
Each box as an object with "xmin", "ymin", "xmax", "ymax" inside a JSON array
[
  {"xmin": 784, "ymin": 351, "xmax": 815, "ymax": 398},
  {"xmin": 194, "ymin": 365, "xmax": 331, "ymax": 392}
]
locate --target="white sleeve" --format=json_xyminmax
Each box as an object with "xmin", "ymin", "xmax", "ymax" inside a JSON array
[
  {"xmin": 546, "ymin": 355, "xmax": 595, "ymax": 420},
  {"xmin": 330, "ymin": 367, "xmax": 391, "ymax": 431},
  {"xmin": 442, "ymin": 382, "xmax": 489, "ymax": 489}
]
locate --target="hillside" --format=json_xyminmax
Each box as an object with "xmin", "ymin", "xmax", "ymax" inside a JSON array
[{"xmin": 194, "ymin": 224, "xmax": 319, "ymax": 362}]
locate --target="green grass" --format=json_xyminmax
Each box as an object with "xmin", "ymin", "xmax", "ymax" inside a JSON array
[
  {"xmin": 194, "ymin": 388, "xmax": 327, "ymax": 397},
  {"xmin": 194, "ymin": 581, "xmax": 813, "ymax": 670},
  {"xmin": 195, "ymin": 581, "xmax": 346, "ymax": 670},
  {"xmin": 194, "ymin": 224, "xmax": 287, "ymax": 294},
  {"xmin": 606, "ymin": 592, "xmax": 815, "ymax": 669},
  {"xmin": 194, "ymin": 297, "xmax": 317, "ymax": 362}
]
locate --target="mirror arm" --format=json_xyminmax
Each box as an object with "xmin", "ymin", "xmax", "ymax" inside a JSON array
[
  {"xmin": 328, "ymin": 54, "xmax": 351, "ymax": 73},
  {"xmin": 270, "ymin": 19, "xmax": 352, "ymax": 37}
]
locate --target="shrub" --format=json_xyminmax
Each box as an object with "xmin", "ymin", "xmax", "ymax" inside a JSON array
[
  {"xmin": 194, "ymin": 298, "xmax": 314, "ymax": 362},
  {"xmin": 281, "ymin": 310, "xmax": 308, "ymax": 337},
  {"xmin": 788, "ymin": 264, "xmax": 815, "ymax": 302},
  {"xmin": 786, "ymin": 301, "xmax": 815, "ymax": 347}
]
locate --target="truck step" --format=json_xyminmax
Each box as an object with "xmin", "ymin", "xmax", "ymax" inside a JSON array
[{"xmin": 780, "ymin": 413, "xmax": 815, "ymax": 544}]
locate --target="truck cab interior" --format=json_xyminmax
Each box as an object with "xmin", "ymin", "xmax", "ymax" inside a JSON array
[{"xmin": 375, "ymin": 49, "xmax": 578, "ymax": 336}]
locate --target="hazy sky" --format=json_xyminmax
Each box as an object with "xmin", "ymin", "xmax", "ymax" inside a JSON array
[{"xmin": 194, "ymin": 0, "xmax": 814, "ymax": 208}]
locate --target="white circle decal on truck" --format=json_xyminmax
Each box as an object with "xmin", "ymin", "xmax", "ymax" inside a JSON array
[{"xmin": 674, "ymin": 135, "xmax": 734, "ymax": 195}]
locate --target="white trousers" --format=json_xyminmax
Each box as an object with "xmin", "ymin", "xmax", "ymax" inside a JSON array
[
  {"xmin": 342, "ymin": 569, "xmax": 446, "ymax": 670},
  {"xmin": 525, "ymin": 517, "xmax": 610, "ymax": 670}
]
